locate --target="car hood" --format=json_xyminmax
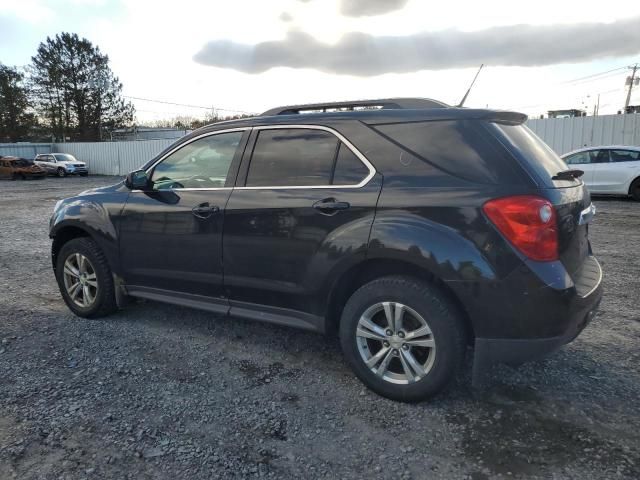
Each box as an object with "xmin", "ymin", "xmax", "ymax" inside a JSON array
[
  {"xmin": 58, "ymin": 160, "xmax": 86, "ymax": 166},
  {"xmin": 78, "ymin": 181, "xmax": 126, "ymax": 196}
]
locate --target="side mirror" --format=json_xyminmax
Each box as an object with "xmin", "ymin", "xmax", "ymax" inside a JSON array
[{"xmin": 125, "ymin": 169, "xmax": 150, "ymax": 190}]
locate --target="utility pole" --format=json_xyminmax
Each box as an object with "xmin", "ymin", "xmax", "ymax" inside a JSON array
[{"xmin": 624, "ymin": 64, "xmax": 638, "ymax": 112}]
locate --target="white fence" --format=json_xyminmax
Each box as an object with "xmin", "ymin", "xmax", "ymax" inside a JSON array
[
  {"xmin": 1, "ymin": 113, "xmax": 640, "ymax": 175},
  {"xmin": 54, "ymin": 139, "xmax": 175, "ymax": 175},
  {"xmin": 0, "ymin": 143, "xmax": 52, "ymax": 158},
  {"xmin": 527, "ymin": 114, "xmax": 640, "ymax": 155}
]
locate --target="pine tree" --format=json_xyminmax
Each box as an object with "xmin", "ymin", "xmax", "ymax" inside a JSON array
[
  {"xmin": 0, "ymin": 64, "xmax": 36, "ymax": 142},
  {"xmin": 29, "ymin": 33, "xmax": 134, "ymax": 141}
]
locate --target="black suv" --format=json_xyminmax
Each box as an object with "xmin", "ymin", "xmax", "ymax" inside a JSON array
[{"xmin": 49, "ymin": 98, "xmax": 603, "ymax": 401}]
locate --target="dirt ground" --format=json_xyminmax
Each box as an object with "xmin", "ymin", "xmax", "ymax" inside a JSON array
[{"xmin": 0, "ymin": 176, "xmax": 638, "ymax": 480}]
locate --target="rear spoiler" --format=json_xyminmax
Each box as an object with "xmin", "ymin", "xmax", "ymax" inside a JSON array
[{"xmin": 480, "ymin": 111, "xmax": 528, "ymax": 125}]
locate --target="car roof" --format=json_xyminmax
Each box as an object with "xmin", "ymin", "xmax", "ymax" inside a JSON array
[
  {"xmin": 192, "ymin": 107, "xmax": 527, "ymax": 137},
  {"xmin": 562, "ymin": 145, "xmax": 640, "ymax": 156}
]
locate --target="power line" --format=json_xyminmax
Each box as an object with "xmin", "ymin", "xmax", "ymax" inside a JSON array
[
  {"xmin": 123, "ymin": 95, "xmax": 256, "ymax": 115},
  {"xmin": 559, "ymin": 66, "xmax": 629, "ymax": 85}
]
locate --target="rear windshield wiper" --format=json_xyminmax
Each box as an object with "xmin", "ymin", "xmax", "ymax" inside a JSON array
[{"xmin": 552, "ymin": 169, "xmax": 584, "ymax": 181}]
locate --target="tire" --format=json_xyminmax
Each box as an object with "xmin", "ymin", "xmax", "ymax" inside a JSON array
[
  {"xmin": 339, "ymin": 276, "xmax": 466, "ymax": 402},
  {"xmin": 80, "ymin": 173, "xmax": 88, "ymax": 177},
  {"xmin": 630, "ymin": 178, "xmax": 640, "ymax": 202},
  {"xmin": 57, "ymin": 168, "xmax": 66, "ymax": 177},
  {"xmin": 55, "ymin": 237, "xmax": 118, "ymax": 318}
]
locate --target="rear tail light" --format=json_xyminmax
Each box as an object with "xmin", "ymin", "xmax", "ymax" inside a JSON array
[{"xmin": 483, "ymin": 195, "xmax": 558, "ymax": 262}]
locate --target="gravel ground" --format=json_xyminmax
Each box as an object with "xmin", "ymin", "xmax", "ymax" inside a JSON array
[{"xmin": 0, "ymin": 176, "xmax": 639, "ymax": 480}]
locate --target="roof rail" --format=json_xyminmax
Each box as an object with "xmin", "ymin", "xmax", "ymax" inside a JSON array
[{"xmin": 261, "ymin": 98, "xmax": 449, "ymax": 116}]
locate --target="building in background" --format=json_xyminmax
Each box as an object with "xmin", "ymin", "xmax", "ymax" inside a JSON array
[{"xmin": 547, "ymin": 109, "xmax": 587, "ymax": 119}]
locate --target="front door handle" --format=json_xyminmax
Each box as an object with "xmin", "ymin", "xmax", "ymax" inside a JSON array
[
  {"xmin": 192, "ymin": 203, "xmax": 220, "ymax": 219},
  {"xmin": 312, "ymin": 198, "xmax": 351, "ymax": 215}
]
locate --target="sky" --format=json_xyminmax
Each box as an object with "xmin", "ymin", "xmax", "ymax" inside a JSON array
[{"xmin": 1, "ymin": 0, "xmax": 640, "ymax": 123}]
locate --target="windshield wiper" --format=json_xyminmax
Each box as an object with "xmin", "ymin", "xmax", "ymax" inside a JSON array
[{"xmin": 552, "ymin": 169, "xmax": 584, "ymax": 181}]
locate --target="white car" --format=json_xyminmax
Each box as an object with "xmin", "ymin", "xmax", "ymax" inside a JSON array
[
  {"xmin": 561, "ymin": 146, "xmax": 640, "ymax": 201},
  {"xmin": 34, "ymin": 153, "xmax": 88, "ymax": 177}
]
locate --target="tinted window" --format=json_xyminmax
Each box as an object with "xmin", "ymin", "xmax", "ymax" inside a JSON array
[
  {"xmin": 151, "ymin": 131, "xmax": 242, "ymax": 190},
  {"xmin": 246, "ymin": 129, "xmax": 338, "ymax": 187},
  {"xmin": 373, "ymin": 120, "xmax": 521, "ymax": 184},
  {"xmin": 332, "ymin": 143, "xmax": 369, "ymax": 185},
  {"xmin": 564, "ymin": 152, "xmax": 591, "ymax": 165},
  {"xmin": 495, "ymin": 124, "xmax": 572, "ymax": 183},
  {"xmin": 54, "ymin": 154, "xmax": 76, "ymax": 162},
  {"xmin": 591, "ymin": 150, "xmax": 610, "ymax": 163},
  {"xmin": 610, "ymin": 149, "xmax": 640, "ymax": 162}
]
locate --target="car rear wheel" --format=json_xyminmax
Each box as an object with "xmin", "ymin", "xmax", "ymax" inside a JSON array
[
  {"xmin": 339, "ymin": 276, "xmax": 466, "ymax": 402},
  {"xmin": 55, "ymin": 237, "xmax": 118, "ymax": 318},
  {"xmin": 57, "ymin": 168, "xmax": 66, "ymax": 177},
  {"xmin": 630, "ymin": 178, "xmax": 640, "ymax": 202}
]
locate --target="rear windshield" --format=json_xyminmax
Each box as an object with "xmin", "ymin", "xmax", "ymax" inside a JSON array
[{"xmin": 493, "ymin": 124, "xmax": 576, "ymax": 186}]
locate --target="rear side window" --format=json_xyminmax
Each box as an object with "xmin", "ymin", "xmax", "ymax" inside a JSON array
[
  {"xmin": 494, "ymin": 124, "xmax": 575, "ymax": 185},
  {"xmin": 372, "ymin": 120, "xmax": 523, "ymax": 184}
]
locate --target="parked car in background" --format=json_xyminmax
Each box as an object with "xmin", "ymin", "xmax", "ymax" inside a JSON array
[
  {"xmin": 48, "ymin": 98, "xmax": 603, "ymax": 401},
  {"xmin": 561, "ymin": 146, "xmax": 640, "ymax": 201},
  {"xmin": 0, "ymin": 156, "xmax": 47, "ymax": 180},
  {"xmin": 35, "ymin": 153, "xmax": 88, "ymax": 177}
]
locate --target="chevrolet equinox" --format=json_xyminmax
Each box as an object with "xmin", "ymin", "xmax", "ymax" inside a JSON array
[{"xmin": 49, "ymin": 98, "xmax": 603, "ymax": 401}]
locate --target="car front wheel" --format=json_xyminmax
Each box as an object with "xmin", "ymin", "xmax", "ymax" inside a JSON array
[
  {"xmin": 340, "ymin": 276, "xmax": 466, "ymax": 402},
  {"xmin": 55, "ymin": 237, "xmax": 118, "ymax": 318},
  {"xmin": 57, "ymin": 167, "xmax": 66, "ymax": 177}
]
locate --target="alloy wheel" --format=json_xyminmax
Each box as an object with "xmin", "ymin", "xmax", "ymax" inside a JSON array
[
  {"xmin": 356, "ymin": 302, "xmax": 436, "ymax": 384},
  {"xmin": 62, "ymin": 253, "xmax": 98, "ymax": 308}
]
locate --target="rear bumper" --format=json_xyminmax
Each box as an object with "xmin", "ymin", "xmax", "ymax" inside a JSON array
[
  {"xmin": 463, "ymin": 255, "xmax": 603, "ymax": 384},
  {"xmin": 474, "ymin": 287, "xmax": 601, "ymax": 365}
]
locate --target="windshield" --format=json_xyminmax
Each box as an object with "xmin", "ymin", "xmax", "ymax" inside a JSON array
[
  {"xmin": 54, "ymin": 154, "xmax": 77, "ymax": 162},
  {"xmin": 493, "ymin": 124, "xmax": 576, "ymax": 186}
]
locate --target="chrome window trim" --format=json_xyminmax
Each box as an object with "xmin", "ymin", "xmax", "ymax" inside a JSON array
[
  {"xmin": 132, "ymin": 124, "xmax": 376, "ymax": 193},
  {"xmin": 236, "ymin": 124, "xmax": 376, "ymax": 190}
]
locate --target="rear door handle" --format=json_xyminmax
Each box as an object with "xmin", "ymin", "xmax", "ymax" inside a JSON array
[
  {"xmin": 313, "ymin": 198, "xmax": 350, "ymax": 215},
  {"xmin": 192, "ymin": 203, "xmax": 220, "ymax": 219}
]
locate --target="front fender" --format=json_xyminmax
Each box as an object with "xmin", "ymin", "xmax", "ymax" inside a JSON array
[{"xmin": 50, "ymin": 189, "xmax": 128, "ymax": 275}]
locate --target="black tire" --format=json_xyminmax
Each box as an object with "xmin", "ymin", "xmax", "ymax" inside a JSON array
[
  {"xmin": 339, "ymin": 276, "xmax": 466, "ymax": 402},
  {"xmin": 630, "ymin": 178, "xmax": 640, "ymax": 202},
  {"xmin": 55, "ymin": 237, "xmax": 118, "ymax": 318},
  {"xmin": 57, "ymin": 168, "xmax": 66, "ymax": 177}
]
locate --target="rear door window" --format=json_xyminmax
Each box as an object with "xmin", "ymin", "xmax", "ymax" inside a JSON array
[
  {"xmin": 246, "ymin": 129, "xmax": 338, "ymax": 187},
  {"xmin": 610, "ymin": 149, "xmax": 640, "ymax": 162}
]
